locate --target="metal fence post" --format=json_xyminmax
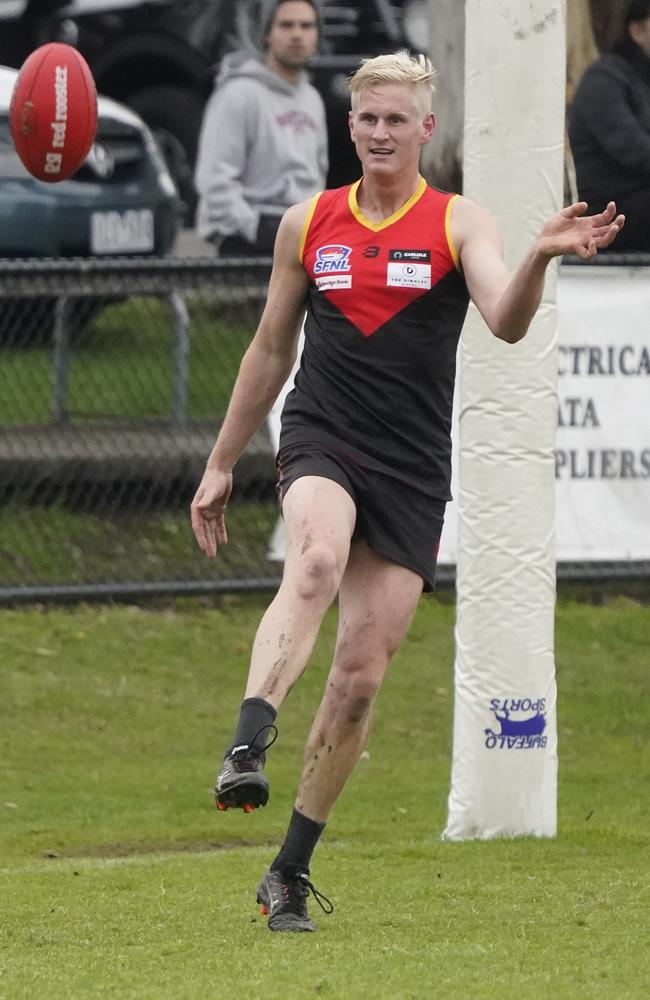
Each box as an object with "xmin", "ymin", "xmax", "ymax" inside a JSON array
[
  {"xmin": 169, "ymin": 291, "xmax": 190, "ymax": 427},
  {"xmin": 51, "ymin": 297, "xmax": 71, "ymax": 423}
]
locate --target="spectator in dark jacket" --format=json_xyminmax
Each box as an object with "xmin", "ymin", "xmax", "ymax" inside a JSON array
[{"xmin": 569, "ymin": 0, "xmax": 650, "ymax": 251}]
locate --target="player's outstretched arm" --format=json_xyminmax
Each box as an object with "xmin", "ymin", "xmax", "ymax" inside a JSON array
[
  {"xmin": 191, "ymin": 202, "xmax": 311, "ymax": 558},
  {"xmin": 452, "ymin": 198, "xmax": 625, "ymax": 345}
]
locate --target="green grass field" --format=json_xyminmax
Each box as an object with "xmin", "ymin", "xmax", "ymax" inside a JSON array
[
  {"xmin": 0, "ymin": 503, "xmax": 279, "ymax": 587},
  {"xmin": 1, "ymin": 596, "xmax": 648, "ymax": 999}
]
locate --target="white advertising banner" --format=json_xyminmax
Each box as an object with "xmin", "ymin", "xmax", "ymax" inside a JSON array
[{"xmin": 439, "ymin": 264, "xmax": 650, "ymax": 566}]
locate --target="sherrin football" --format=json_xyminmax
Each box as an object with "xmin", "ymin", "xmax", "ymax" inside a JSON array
[{"xmin": 9, "ymin": 42, "xmax": 97, "ymax": 183}]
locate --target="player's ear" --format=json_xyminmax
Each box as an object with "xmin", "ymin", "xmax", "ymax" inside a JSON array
[{"xmin": 421, "ymin": 112, "xmax": 436, "ymax": 144}]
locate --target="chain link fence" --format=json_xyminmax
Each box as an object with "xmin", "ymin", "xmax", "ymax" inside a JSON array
[
  {"xmin": 0, "ymin": 255, "xmax": 647, "ymax": 603},
  {"xmin": 0, "ymin": 257, "xmax": 285, "ymax": 602}
]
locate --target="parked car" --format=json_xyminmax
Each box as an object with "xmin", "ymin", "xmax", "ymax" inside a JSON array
[
  {"xmin": 0, "ymin": 0, "xmax": 428, "ymax": 219},
  {"xmin": 0, "ymin": 62, "xmax": 180, "ymax": 342},
  {"xmin": 0, "ymin": 64, "xmax": 179, "ymax": 257}
]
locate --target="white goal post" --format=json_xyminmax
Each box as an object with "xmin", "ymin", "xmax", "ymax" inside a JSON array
[{"xmin": 444, "ymin": 0, "xmax": 565, "ymax": 839}]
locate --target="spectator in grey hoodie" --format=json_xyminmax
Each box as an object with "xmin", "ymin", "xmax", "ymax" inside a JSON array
[{"xmin": 195, "ymin": 0, "xmax": 328, "ymax": 255}]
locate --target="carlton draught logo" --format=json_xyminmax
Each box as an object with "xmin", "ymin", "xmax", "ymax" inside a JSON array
[
  {"xmin": 45, "ymin": 65, "xmax": 68, "ymax": 175},
  {"xmin": 484, "ymin": 697, "xmax": 547, "ymax": 750}
]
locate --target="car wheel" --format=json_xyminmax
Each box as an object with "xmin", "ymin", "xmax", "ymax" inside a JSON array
[{"xmin": 128, "ymin": 85, "xmax": 204, "ymax": 225}]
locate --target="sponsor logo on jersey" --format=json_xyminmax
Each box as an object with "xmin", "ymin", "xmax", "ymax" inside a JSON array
[
  {"xmin": 389, "ymin": 249, "xmax": 431, "ymax": 262},
  {"xmin": 386, "ymin": 260, "xmax": 432, "ymax": 289},
  {"xmin": 314, "ymin": 244, "xmax": 352, "ymax": 274},
  {"xmin": 315, "ymin": 274, "xmax": 352, "ymax": 291}
]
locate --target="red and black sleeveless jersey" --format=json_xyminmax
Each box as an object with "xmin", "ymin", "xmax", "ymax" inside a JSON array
[{"xmin": 280, "ymin": 177, "xmax": 470, "ymax": 498}]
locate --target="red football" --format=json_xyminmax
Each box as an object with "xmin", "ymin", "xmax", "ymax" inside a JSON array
[{"xmin": 9, "ymin": 43, "xmax": 97, "ymax": 183}]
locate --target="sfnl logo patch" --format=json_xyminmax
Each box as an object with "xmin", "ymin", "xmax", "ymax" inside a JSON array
[
  {"xmin": 484, "ymin": 697, "xmax": 547, "ymax": 750},
  {"xmin": 313, "ymin": 244, "xmax": 352, "ymax": 291}
]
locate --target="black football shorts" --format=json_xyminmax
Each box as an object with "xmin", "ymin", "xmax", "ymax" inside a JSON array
[{"xmin": 276, "ymin": 446, "xmax": 446, "ymax": 592}]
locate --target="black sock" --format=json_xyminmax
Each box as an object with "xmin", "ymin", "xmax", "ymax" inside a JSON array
[
  {"xmin": 228, "ymin": 697, "xmax": 277, "ymax": 759},
  {"xmin": 270, "ymin": 808, "xmax": 326, "ymax": 877}
]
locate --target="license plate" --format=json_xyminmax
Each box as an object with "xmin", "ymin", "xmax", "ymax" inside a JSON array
[{"xmin": 90, "ymin": 209, "xmax": 154, "ymax": 254}]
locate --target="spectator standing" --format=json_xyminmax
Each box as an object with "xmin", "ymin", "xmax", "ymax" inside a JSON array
[
  {"xmin": 569, "ymin": 0, "xmax": 650, "ymax": 251},
  {"xmin": 195, "ymin": 0, "xmax": 328, "ymax": 255}
]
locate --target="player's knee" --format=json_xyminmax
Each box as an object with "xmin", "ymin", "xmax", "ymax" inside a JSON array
[
  {"xmin": 335, "ymin": 659, "xmax": 383, "ymax": 722},
  {"xmin": 294, "ymin": 541, "xmax": 340, "ymax": 603},
  {"xmin": 345, "ymin": 675, "xmax": 379, "ymax": 723},
  {"xmin": 345, "ymin": 689, "xmax": 374, "ymax": 724}
]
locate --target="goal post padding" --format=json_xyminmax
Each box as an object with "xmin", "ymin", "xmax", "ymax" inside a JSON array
[{"xmin": 444, "ymin": 1, "xmax": 565, "ymax": 840}]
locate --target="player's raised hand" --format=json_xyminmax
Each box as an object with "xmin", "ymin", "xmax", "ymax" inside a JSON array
[
  {"xmin": 538, "ymin": 201, "xmax": 625, "ymax": 260},
  {"xmin": 191, "ymin": 467, "xmax": 233, "ymax": 558}
]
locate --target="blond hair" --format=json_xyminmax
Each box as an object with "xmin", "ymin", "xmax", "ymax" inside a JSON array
[{"xmin": 347, "ymin": 50, "xmax": 436, "ymax": 118}]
